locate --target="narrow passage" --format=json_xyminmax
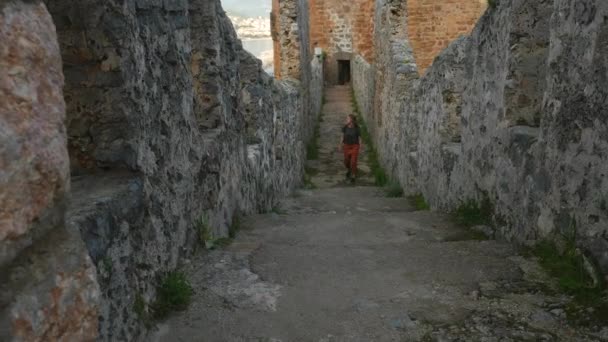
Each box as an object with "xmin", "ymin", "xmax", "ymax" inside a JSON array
[
  {"xmin": 153, "ymin": 87, "xmax": 600, "ymax": 342},
  {"xmin": 308, "ymin": 85, "xmax": 375, "ymax": 188}
]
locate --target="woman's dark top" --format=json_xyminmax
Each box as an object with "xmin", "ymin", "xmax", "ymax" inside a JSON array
[{"xmin": 342, "ymin": 124, "xmax": 361, "ymax": 145}]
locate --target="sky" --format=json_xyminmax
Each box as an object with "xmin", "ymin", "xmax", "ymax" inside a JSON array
[{"xmin": 221, "ymin": 0, "xmax": 272, "ymax": 17}]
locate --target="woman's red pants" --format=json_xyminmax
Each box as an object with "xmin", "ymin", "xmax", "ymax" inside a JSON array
[{"xmin": 343, "ymin": 144, "xmax": 360, "ymax": 176}]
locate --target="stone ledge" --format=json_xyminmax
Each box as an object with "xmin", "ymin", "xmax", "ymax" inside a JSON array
[
  {"xmin": 67, "ymin": 171, "xmax": 146, "ymax": 339},
  {"xmin": 68, "ymin": 171, "xmax": 143, "ymax": 264}
]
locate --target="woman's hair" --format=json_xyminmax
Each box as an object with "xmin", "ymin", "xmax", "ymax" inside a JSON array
[{"xmin": 348, "ymin": 114, "xmax": 358, "ymax": 126}]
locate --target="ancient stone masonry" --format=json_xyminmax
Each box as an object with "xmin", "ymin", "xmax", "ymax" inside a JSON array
[
  {"xmin": 272, "ymin": 0, "xmax": 320, "ymax": 144},
  {"xmin": 353, "ymin": 0, "xmax": 608, "ymax": 276},
  {"xmin": 0, "ymin": 0, "xmax": 322, "ymax": 340},
  {"xmin": 0, "ymin": 1, "xmax": 100, "ymax": 340}
]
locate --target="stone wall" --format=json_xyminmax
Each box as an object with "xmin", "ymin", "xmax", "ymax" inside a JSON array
[
  {"xmin": 352, "ymin": 55, "xmax": 374, "ymax": 121},
  {"xmin": 1, "ymin": 0, "xmax": 322, "ymax": 340},
  {"xmin": 272, "ymin": 0, "xmax": 314, "ymax": 81},
  {"xmin": 271, "ymin": 0, "xmax": 318, "ymax": 141},
  {"xmin": 0, "ymin": 2, "xmax": 100, "ymax": 340},
  {"xmin": 354, "ymin": 0, "xmax": 608, "ymax": 276},
  {"xmin": 407, "ymin": 0, "xmax": 487, "ymax": 74}
]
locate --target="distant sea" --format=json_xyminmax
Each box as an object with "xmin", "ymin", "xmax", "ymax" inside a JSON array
[
  {"xmin": 242, "ymin": 38, "xmax": 273, "ymax": 57},
  {"xmin": 242, "ymin": 38, "xmax": 274, "ymax": 74}
]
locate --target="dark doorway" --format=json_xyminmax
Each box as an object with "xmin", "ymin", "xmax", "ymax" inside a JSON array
[{"xmin": 338, "ymin": 60, "xmax": 351, "ymax": 85}]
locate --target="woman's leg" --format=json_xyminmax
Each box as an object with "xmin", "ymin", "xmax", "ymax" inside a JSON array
[
  {"xmin": 350, "ymin": 145, "xmax": 360, "ymax": 177},
  {"xmin": 343, "ymin": 146, "xmax": 352, "ymax": 176}
]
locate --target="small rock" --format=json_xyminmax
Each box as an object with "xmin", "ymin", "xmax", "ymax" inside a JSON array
[
  {"xmin": 529, "ymin": 310, "xmax": 556, "ymax": 330},
  {"xmin": 389, "ymin": 314, "xmax": 417, "ymax": 330}
]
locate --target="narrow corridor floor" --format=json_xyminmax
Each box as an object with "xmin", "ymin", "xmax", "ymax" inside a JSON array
[
  {"xmin": 152, "ymin": 88, "xmax": 607, "ymax": 341},
  {"xmin": 307, "ymin": 85, "xmax": 375, "ymax": 188}
]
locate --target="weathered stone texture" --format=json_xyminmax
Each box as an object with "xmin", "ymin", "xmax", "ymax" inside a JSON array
[
  {"xmin": 1, "ymin": 0, "xmax": 322, "ymax": 340},
  {"xmin": 58, "ymin": 0, "xmax": 319, "ymax": 339},
  {"xmin": 0, "ymin": 2, "xmax": 100, "ymax": 341},
  {"xmin": 0, "ymin": 0, "xmax": 69, "ymax": 267},
  {"xmin": 352, "ymin": 55, "xmax": 374, "ymax": 125},
  {"xmin": 354, "ymin": 0, "xmax": 608, "ymax": 275},
  {"xmin": 1, "ymin": 225, "xmax": 100, "ymax": 342},
  {"xmin": 273, "ymin": 0, "xmax": 303, "ymax": 79}
]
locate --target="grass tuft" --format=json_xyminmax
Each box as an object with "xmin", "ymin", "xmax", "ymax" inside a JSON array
[
  {"xmin": 533, "ymin": 240, "xmax": 596, "ymax": 294},
  {"xmin": 524, "ymin": 218, "xmax": 608, "ymax": 325},
  {"xmin": 451, "ymin": 197, "xmax": 493, "ymax": 228},
  {"xmin": 195, "ymin": 215, "xmax": 215, "ymax": 249},
  {"xmin": 408, "ymin": 193, "xmax": 430, "ymax": 211},
  {"xmin": 134, "ymin": 293, "xmax": 146, "ymax": 318},
  {"xmin": 303, "ymin": 167, "xmax": 317, "ymax": 189},
  {"xmin": 213, "ymin": 216, "xmax": 238, "ymax": 247},
  {"xmin": 152, "ymin": 272, "xmax": 193, "ymax": 320},
  {"xmin": 532, "ymin": 239, "xmax": 607, "ymax": 325},
  {"xmin": 229, "ymin": 214, "xmax": 240, "ymax": 239},
  {"xmin": 385, "ymin": 181, "xmax": 404, "ymax": 198}
]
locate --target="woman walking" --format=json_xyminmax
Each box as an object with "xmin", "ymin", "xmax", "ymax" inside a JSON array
[{"xmin": 340, "ymin": 114, "xmax": 362, "ymax": 182}]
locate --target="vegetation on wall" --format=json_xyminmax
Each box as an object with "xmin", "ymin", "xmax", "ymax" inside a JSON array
[
  {"xmin": 152, "ymin": 272, "xmax": 193, "ymax": 320},
  {"xmin": 408, "ymin": 193, "xmax": 430, "ymax": 210},
  {"xmin": 351, "ymin": 89, "xmax": 388, "ymax": 186}
]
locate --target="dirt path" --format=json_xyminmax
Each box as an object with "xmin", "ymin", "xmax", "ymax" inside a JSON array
[{"xmin": 151, "ymin": 87, "xmax": 605, "ymax": 342}]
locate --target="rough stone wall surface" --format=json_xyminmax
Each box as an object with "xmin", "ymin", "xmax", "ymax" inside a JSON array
[
  {"xmin": 1, "ymin": 0, "xmax": 322, "ymax": 340},
  {"xmin": 273, "ymin": 0, "xmax": 302, "ymax": 79},
  {"xmin": 297, "ymin": 0, "xmax": 316, "ymax": 141},
  {"xmin": 308, "ymin": 0, "xmax": 375, "ymax": 84},
  {"xmin": 360, "ymin": 0, "xmax": 419, "ymax": 177},
  {"xmin": 310, "ymin": 57, "xmax": 324, "ymax": 118},
  {"xmin": 0, "ymin": 0, "xmax": 69, "ymax": 267},
  {"xmin": 407, "ymin": 0, "xmax": 486, "ymax": 74},
  {"xmin": 0, "ymin": 2, "xmax": 100, "ymax": 340},
  {"xmin": 352, "ymin": 55, "xmax": 374, "ymax": 121},
  {"xmin": 357, "ymin": 0, "xmax": 608, "ymax": 275},
  {"xmin": 272, "ymin": 0, "xmax": 281, "ymax": 77}
]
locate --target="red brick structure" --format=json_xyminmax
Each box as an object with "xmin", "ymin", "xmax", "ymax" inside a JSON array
[
  {"xmin": 407, "ymin": 0, "xmax": 487, "ymax": 74},
  {"xmin": 308, "ymin": 0, "xmax": 375, "ymax": 84},
  {"xmin": 273, "ymin": 0, "xmax": 485, "ymax": 82}
]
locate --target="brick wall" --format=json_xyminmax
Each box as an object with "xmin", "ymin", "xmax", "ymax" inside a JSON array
[
  {"xmin": 275, "ymin": 0, "xmax": 484, "ymax": 81},
  {"xmin": 407, "ymin": 0, "xmax": 487, "ymax": 74},
  {"xmin": 308, "ymin": 0, "xmax": 374, "ymax": 84}
]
